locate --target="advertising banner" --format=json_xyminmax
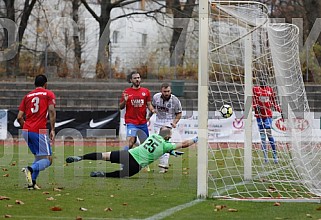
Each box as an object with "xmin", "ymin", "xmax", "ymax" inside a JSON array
[
  {"xmin": 120, "ymin": 110, "xmax": 321, "ymax": 143},
  {"xmin": 0, "ymin": 110, "xmax": 7, "ymax": 140},
  {"xmin": 7, "ymin": 110, "xmax": 120, "ymax": 138}
]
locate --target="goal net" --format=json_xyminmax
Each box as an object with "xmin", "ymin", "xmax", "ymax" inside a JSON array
[{"xmin": 199, "ymin": 1, "xmax": 321, "ymax": 201}]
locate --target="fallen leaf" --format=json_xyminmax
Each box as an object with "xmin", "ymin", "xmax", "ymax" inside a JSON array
[
  {"xmin": 77, "ymin": 198, "xmax": 84, "ymax": 201},
  {"xmin": 182, "ymin": 172, "xmax": 188, "ymax": 175},
  {"xmin": 110, "ymin": 195, "xmax": 114, "ymax": 198},
  {"xmin": 316, "ymin": 206, "xmax": 321, "ymax": 211},
  {"xmin": 273, "ymin": 202, "xmax": 281, "ymax": 206},
  {"xmin": 10, "ymin": 162, "xmax": 16, "ymax": 166},
  {"xmin": 215, "ymin": 205, "xmax": 226, "ymax": 210},
  {"xmin": 0, "ymin": 196, "xmax": 10, "ymax": 200},
  {"xmin": 3, "ymin": 174, "xmax": 9, "ymax": 177},
  {"xmin": 75, "ymin": 216, "xmax": 82, "ymax": 220},
  {"xmin": 4, "ymin": 214, "xmax": 12, "ymax": 218},
  {"xmin": 306, "ymin": 214, "xmax": 312, "ymax": 218},
  {"xmin": 6, "ymin": 205, "xmax": 13, "ymax": 208},
  {"xmin": 104, "ymin": 207, "xmax": 113, "ymax": 212},
  {"xmin": 122, "ymin": 203, "xmax": 128, "ymax": 206},
  {"xmin": 50, "ymin": 206, "xmax": 62, "ymax": 211},
  {"xmin": 53, "ymin": 188, "xmax": 62, "ymax": 192},
  {"xmin": 79, "ymin": 207, "xmax": 87, "ymax": 211},
  {"xmin": 15, "ymin": 200, "xmax": 24, "ymax": 205},
  {"xmin": 228, "ymin": 208, "xmax": 238, "ymax": 212},
  {"xmin": 2, "ymin": 168, "xmax": 8, "ymax": 171},
  {"xmin": 42, "ymin": 192, "xmax": 50, "ymax": 195},
  {"xmin": 46, "ymin": 197, "xmax": 55, "ymax": 201}
]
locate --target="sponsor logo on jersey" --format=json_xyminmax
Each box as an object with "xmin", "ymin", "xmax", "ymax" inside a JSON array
[{"xmin": 131, "ymin": 99, "xmax": 144, "ymax": 107}]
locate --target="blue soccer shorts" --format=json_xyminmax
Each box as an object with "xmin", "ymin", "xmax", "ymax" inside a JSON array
[
  {"xmin": 126, "ymin": 123, "xmax": 149, "ymax": 142},
  {"xmin": 22, "ymin": 131, "xmax": 52, "ymax": 156},
  {"xmin": 256, "ymin": 118, "xmax": 272, "ymax": 130}
]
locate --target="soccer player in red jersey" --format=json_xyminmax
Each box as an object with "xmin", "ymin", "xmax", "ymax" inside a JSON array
[
  {"xmin": 119, "ymin": 71, "xmax": 156, "ymax": 149},
  {"xmin": 253, "ymin": 79, "xmax": 282, "ymax": 164},
  {"xmin": 17, "ymin": 74, "xmax": 56, "ymax": 189}
]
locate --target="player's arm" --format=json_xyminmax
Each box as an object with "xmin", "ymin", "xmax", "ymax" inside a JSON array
[
  {"xmin": 17, "ymin": 110, "xmax": 25, "ymax": 128},
  {"xmin": 147, "ymin": 101, "xmax": 156, "ymax": 114},
  {"xmin": 119, "ymin": 91, "xmax": 128, "ymax": 110},
  {"xmin": 147, "ymin": 97, "xmax": 156, "ymax": 120},
  {"xmin": 171, "ymin": 112, "xmax": 182, "ymax": 128},
  {"xmin": 271, "ymin": 88, "xmax": 282, "ymax": 113},
  {"xmin": 48, "ymin": 104, "xmax": 56, "ymax": 141},
  {"xmin": 147, "ymin": 107, "xmax": 155, "ymax": 121},
  {"xmin": 174, "ymin": 137, "xmax": 198, "ymax": 150}
]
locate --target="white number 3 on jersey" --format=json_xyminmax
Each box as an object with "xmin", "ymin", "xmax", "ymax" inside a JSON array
[{"xmin": 31, "ymin": 97, "xmax": 40, "ymax": 113}]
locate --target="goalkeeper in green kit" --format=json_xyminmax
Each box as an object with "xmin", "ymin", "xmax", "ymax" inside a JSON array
[{"xmin": 65, "ymin": 126, "xmax": 198, "ymax": 178}]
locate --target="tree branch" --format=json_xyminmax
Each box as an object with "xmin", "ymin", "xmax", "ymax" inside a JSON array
[
  {"xmin": 80, "ymin": 0, "xmax": 100, "ymax": 22},
  {"xmin": 111, "ymin": 0, "xmax": 141, "ymax": 8}
]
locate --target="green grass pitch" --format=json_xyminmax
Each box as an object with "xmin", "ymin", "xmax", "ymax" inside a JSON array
[{"xmin": 1, "ymin": 143, "xmax": 321, "ymax": 219}]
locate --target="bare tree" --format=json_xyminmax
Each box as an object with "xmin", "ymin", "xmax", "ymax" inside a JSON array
[
  {"xmin": 72, "ymin": 0, "xmax": 82, "ymax": 78},
  {"xmin": 80, "ymin": 0, "xmax": 164, "ymax": 78},
  {"xmin": 169, "ymin": 0, "xmax": 196, "ymax": 67},
  {"xmin": 2, "ymin": 0, "xmax": 37, "ymax": 76}
]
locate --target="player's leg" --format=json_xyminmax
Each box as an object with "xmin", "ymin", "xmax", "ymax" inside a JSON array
[
  {"xmin": 153, "ymin": 124, "xmax": 168, "ymax": 173},
  {"xmin": 21, "ymin": 131, "xmax": 35, "ymax": 187},
  {"xmin": 22, "ymin": 131, "xmax": 52, "ymax": 189},
  {"xmin": 257, "ymin": 118, "xmax": 268, "ymax": 163},
  {"xmin": 159, "ymin": 153, "xmax": 170, "ymax": 173},
  {"xmin": 66, "ymin": 152, "xmax": 110, "ymax": 163},
  {"xmin": 125, "ymin": 124, "xmax": 138, "ymax": 149},
  {"xmin": 265, "ymin": 118, "xmax": 278, "ymax": 163},
  {"xmin": 135, "ymin": 123, "xmax": 151, "ymax": 172},
  {"xmin": 90, "ymin": 151, "xmax": 140, "ymax": 178},
  {"xmin": 136, "ymin": 123, "xmax": 149, "ymax": 144}
]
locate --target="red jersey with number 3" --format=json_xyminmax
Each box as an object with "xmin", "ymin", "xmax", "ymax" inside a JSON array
[
  {"xmin": 120, "ymin": 87, "xmax": 151, "ymax": 125},
  {"xmin": 19, "ymin": 87, "xmax": 56, "ymax": 133},
  {"xmin": 253, "ymin": 86, "xmax": 281, "ymax": 118}
]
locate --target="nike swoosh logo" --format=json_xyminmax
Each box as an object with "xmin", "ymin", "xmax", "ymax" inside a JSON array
[
  {"xmin": 14, "ymin": 119, "xmax": 20, "ymax": 127},
  {"xmin": 89, "ymin": 118, "xmax": 113, "ymax": 128},
  {"xmin": 55, "ymin": 119, "xmax": 75, "ymax": 128}
]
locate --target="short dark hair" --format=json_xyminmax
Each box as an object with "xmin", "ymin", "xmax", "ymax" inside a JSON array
[
  {"xmin": 34, "ymin": 74, "xmax": 47, "ymax": 87},
  {"xmin": 161, "ymin": 83, "xmax": 170, "ymax": 89},
  {"xmin": 159, "ymin": 126, "xmax": 172, "ymax": 138}
]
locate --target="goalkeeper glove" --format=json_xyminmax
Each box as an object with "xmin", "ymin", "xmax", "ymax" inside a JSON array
[
  {"xmin": 169, "ymin": 150, "xmax": 184, "ymax": 157},
  {"xmin": 192, "ymin": 136, "xmax": 198, "ymax": 143}
]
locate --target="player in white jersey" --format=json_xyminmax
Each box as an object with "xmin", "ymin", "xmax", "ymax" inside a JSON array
[{"xmin": 148, "ymin": 83, "xmax": 182, "ymax": 173}]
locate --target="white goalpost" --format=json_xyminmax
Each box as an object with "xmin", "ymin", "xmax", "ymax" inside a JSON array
[{"xmin": 198, "ymin": 1, "xmax": 321, "ymax": 202}]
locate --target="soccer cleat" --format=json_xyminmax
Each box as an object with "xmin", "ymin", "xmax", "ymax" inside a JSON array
[
  {"xmin": 90, "ymin": 171, "xmax": 106, "ymax": 177},
  {"xmin": 158, "ymin": 164, "xmax": 168, "ymax": 174},
  {"xmin": 21, "ymin": 167, "xmax": 33, "ymax": 187},
  {"xmin": 159, "ymin": 168, "xmax": 168, "ymax": 174},
  {"xmin": 66, "ymin": 156, "xmax": 82, "ymax": 163},
  {"xmin": 27, "ymin": 184, "xmax": 41, "ymax": 190}
]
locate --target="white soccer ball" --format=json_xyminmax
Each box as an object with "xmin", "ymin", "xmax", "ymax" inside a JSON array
[{"xmin": 219, "ymin": 104, "xmax": 233, "ymax": 118}]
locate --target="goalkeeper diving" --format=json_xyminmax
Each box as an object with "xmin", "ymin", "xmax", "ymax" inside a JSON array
[{"xmin": 65, "ymin": 126, "xmax": 198, "ymax": 178}]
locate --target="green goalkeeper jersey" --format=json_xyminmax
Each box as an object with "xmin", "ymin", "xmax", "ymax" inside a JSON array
[{"xmin": 129, "ymin": 134, "xmax": 176, "ymax": 167}]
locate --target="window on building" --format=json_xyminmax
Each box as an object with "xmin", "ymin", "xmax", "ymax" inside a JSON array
[
  {"xmin": 112, "ymin": 31, "xmax": 119, "ymax": 43},
  {"xmin": 142, "ymin": 33, "xmax": 147, "ymax": 47},
  {"xmin": 79, "ymin": 26, "xmax": 85, "ymax": 42}
]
